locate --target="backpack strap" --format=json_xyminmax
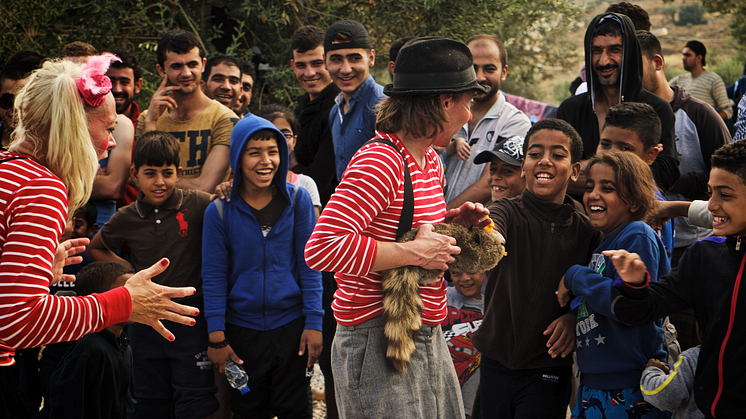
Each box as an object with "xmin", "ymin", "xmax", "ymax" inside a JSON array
[
  {"xmin": 363, "ymin": 138, "xmax": 413, "ymax": 241},
  {"xmin": 214, "ymin": 198, "xmax": 225, "ymax": 223}
]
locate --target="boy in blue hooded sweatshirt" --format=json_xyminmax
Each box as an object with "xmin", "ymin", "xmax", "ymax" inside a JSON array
[{"xmin": 202, "ymin": 114, "xmax": 323, "ymax": 418}]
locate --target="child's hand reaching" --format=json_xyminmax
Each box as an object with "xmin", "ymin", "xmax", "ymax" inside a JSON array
[
  {"xmin": 601, "ymin": 249, "xmax": 648, "ymax": 286},
  {"xmin": 299, "ymin": 329, "xmax": 323, "ymax": 368},
  {"xmin": 453, "ymin": 137, "xmax": 471, "ymax": 161},
  {"xmin": 646, "ymin": 358, "xmax": 670, "ymax": 374}
]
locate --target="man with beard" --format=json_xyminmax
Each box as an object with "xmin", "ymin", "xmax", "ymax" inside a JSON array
[
  {"xmin": 443, "ymin": 34, "xmax": 530, "ymax": 209},
  {"xmin": 670, "ymin": 40, "xmax": 732, "ymax": 121},
  {"xmin": 107, "ymin": 50, "xmax": 143, "ymax": 208},
  {"xmin": 202, "ymin": 55, "xmax": 242, "ymax": 111},
  {"xmin": 107, "ymin": 50, "xmax": 143, "ymax": 124},
  {"xmin": 136, "ymin": 29, "xmax": 238, "ymax": 193},
  {"xmin": 558, "ymin": 13, "xmax": 678, "ymax": 195}
]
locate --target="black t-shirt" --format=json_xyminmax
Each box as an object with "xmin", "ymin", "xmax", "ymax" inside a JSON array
[{"xmin": 249, "ymin": 190, "xmax": 287, "ymax": 236}]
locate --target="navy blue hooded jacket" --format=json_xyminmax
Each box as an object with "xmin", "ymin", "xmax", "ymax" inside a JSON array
[{"xmin": 202, "ymin": 114, "xmax": 323, "ymax": 333}]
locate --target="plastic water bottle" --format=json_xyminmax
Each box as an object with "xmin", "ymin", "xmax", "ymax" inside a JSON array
[{"xmin": 225, "ymin": 358, "xmax": 250, "ymax": 395}]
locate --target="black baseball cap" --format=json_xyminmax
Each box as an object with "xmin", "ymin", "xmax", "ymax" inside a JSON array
[
  {"xmin": 474, "ymin": 135, "xmax": 525, "ymax": 166},
  {"xmin": 324, "ymin": 20, "xmax": 372, "ymax": 52}
]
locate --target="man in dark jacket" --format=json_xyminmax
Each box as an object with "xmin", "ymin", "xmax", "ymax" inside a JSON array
[
  {"xmin": 290, "ymin": 25, "xmax": 340, "ymax": 207},
  {"xmin": 558, "ymin": 13, "xmax": 679, "ymax": 195}
]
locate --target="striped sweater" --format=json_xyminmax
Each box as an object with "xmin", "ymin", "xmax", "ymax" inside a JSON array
[
  {"xmin": 670, "ymin": 70, "xmax": 732, "ymax": 119},
  {"xmin": 304, "ymin": 132, "xmax": 448, "ymax": 326},
  {"xmin": 0, "ymin": 152, "xmax": 131, "ymax": 366}
]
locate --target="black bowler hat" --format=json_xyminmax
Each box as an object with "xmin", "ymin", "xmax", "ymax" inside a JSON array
[
  {"xmin": 384, "ymin": 37, "xmax": 490, "ymax": 97},
  {"xmin": 474, "ymin": 135, "xmax": 525, "ymax": 166}
]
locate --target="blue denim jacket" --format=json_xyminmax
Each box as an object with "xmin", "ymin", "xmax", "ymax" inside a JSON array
[{"xmin": 329, "ymin": 75, "xmax": 385, "ymax": 180}]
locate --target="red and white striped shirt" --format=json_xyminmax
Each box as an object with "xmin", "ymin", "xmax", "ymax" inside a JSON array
[
  {"xmin": 0, "ymin": 152, "xmax": 131, "ymax": 366},
  {"xmin": 304, "ymin": 132, "xmax": 448, "ymax": 326}
]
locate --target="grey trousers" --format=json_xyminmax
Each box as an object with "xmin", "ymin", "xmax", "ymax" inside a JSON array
[{"xmin": 332, "ymin": 316, "xmax": 465, "ymax": 419}]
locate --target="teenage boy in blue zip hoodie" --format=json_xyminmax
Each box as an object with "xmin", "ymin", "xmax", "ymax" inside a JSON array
[{"xmin": 202, "ymin": 114, "xmax": 323, "ymax": 418}]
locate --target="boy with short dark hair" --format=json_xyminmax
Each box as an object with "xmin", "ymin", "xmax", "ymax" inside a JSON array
[
  {"xmin": 605, "ymin": 140, "xmax": 746, "ymax": 418},
  {"xmin": 89, "ymin": 131, "xmax": 219, "ymax": 419},
  {"xmin": 202, "ymin": 114, "xmax": 322, "ymax": 418},
  {"xmin": 39, "ymin": 262, "xmax": 135, "ymax": 419},
  {"xmin": 473, "ymin": 118, "xmax": 603, "ymax": 418},
  {"xmin": 597, "ymin": 102, "xmax": 661, "ymax": 165}
]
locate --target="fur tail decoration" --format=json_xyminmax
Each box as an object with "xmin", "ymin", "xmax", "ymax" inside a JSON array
[
  {"xmin": 380, "ymin": 222, "xmax": 506, "ymax": 374},
  {"xmin": 381, "ymin": 265, "xmax": 434, "ymax": 373}
]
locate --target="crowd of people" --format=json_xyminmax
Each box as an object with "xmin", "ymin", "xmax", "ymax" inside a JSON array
[{"xmin": 1, "ymin": 3, "xmax": 746, "ymax": 419}]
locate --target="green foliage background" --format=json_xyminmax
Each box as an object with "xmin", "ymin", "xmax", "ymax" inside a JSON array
[
  {"xmin": 1, "ymin": 0, "xmax": 742, "ymax": 111},
  {"xmin": 0, "ymin": 0, "xmax": 581, "ymax": 110}
]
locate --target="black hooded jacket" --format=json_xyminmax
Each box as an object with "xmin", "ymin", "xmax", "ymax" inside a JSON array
[
  {"xmin": 557, "ymin": 13, "xmax": 680, "ymax": 190},
  {"xmin": 612, "ymin": 236, "xmax": 746, "ymax": 418}
]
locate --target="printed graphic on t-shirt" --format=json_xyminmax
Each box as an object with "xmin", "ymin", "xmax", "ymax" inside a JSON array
[
  {"xmin": 442, "ymin": 305, "xmax": 482, "ymax": 386},
  {"xmin": 169, "ymin": 129, "xmax": 212, "ymax": 177},
  {"xmin": 576, "ymin": 252, "xmax": 606, "ymax": 347}
]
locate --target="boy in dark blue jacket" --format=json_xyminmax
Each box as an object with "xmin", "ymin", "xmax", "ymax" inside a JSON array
[{"xmin": 203, "ymin": 114, "xmax": 322, "ymax": 418}]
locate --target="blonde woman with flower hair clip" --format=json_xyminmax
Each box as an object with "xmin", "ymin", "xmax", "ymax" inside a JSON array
[{"xmin": 0, "ymin": 57, "xmax": 199, "ymax": 418}]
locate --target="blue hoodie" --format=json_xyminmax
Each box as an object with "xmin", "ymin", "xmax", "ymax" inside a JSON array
[
  {"xmin": 564, "ymin": 221, "xmax": 669, "ymax": 390},
  {"xmin": 202, "ymin": 114, "xmax": 323, "ymax": 333}
]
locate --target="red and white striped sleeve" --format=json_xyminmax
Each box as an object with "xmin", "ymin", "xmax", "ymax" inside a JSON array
[
  {"xmin": 0, "ymin": 156, "xmax": 131, "ymax": 366},
  {"xmin": 305, "ymin": 133, "xmax": 448, "ymax": 326},
  {"xmin": 304, "ymin": 140, "xmax": 403, "ymax": 275}
]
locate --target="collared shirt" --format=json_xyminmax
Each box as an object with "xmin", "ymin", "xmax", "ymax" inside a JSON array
[
  {"xmin": 329, "ymin": 75, "xmax": 385, "ymax": 180},
  {"xmin": 99, "ymin": 188, "xmax": 211, "ymax": 302},
  {"xmin": 444, "ymin": 93, "xmax": 531, "ymax": 204}
]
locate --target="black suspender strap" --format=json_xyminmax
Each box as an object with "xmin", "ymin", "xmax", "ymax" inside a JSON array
[
  {"xmin": 363, "ymin": 138, "xmax": 414, "ymax": 241},
  {"xmin": 0, "ymin": 156, "xmax": 27, "ymax": 164}
]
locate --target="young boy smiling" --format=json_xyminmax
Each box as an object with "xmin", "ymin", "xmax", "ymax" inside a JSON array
[
  {"xmin": 202, "ymin": 114, "xmax": 322, "ymax": 418},
  {"xmin": 473, "ymin": 135, "xmax": 526, "ymax": 202},
  {"xmin": 89, "ymin": 131, "xmax": 219, "ymax": 419},
  {"xmin": 606, "ymin": 140, "xmax": 746, "ymax": 418},
  {"xmin": 473, "ymin": 119, "xmax": 603, "ymax": 418}
]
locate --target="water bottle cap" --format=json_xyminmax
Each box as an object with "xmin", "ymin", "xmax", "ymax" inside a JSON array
[{"xmin": 240, "ymin": 387, "xmax": 251, "ymax": 395}]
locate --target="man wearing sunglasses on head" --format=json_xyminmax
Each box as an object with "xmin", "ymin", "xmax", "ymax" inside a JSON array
[{"xmin": 0, "ymin": 51, "xmax": 47, "ymax": 149}]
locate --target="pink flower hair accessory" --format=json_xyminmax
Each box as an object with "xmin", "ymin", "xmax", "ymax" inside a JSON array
[{"xmin": 75, "ymin": 52, "xmax": 121, "ymax": 107}]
